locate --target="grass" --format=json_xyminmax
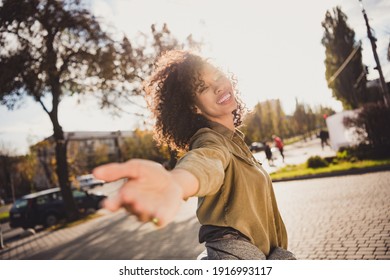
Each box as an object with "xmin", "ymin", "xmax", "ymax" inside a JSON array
[
  {"xmin": 0, "ymin": 211, "xmax": 9, "ymax": 223},
  {"xmin": 270, "ymin": 158, "xmax": 390, "ymax": 181}
]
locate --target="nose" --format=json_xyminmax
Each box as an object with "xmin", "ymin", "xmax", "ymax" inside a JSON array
[{"xmin": 213, "ymin": 83, "xmax": 224, "ymax": 95}]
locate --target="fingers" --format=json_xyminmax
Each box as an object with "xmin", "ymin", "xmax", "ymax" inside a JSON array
[
  {"xmin": 103, "ymin": 195, "xmax": 158, "ymax": 225},
  {"xmin": 102, "ymin": 180, "xmax": 161, "ymax": 225},
  {"xmin": 93, "ymin": 159, "xmax": 176, "ymax": 227},
  {"xmin": 92, "ymin": 160, "xmax": 142, "ymax": 182},
  {"xmin": 102, "ymin": 197, "xmax": 121, "ymax": 212},
  {"xmin": 93, "ymin": 159, "xmax": 165, "ymax": 185}
]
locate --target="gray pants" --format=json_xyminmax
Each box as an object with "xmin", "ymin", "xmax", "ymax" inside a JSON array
[{"xmin": 200, "ymin": 236, "xmax": 296, "ymax": 260}]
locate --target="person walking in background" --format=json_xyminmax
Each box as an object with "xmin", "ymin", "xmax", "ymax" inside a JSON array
[
  {"xmin": 93, "ymin": 50, "xmax": 294, "ymax": 260},
  {"xmin": 264, "ymin": 141, "xmax": 274, "ymax": 166},
  {"xmin": 272, "ymin": 135, "xmax": 285, "ymax": 162},
  {"xmin": 319, "ymin": 129, "xmax": 330, "ymax": 150}
]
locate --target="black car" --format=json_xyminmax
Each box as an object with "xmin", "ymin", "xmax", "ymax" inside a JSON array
[
  {"xmin": 249, "ymin": 142, "xmax": 266, "ymax": 153},
  {"xmin": 9, "ymin": 188, "xmax": 106, "ymax": 229}
]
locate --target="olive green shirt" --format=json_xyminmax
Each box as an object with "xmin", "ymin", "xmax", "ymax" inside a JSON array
[{"xmin": 175, "ymin": 122, "xmax": 288, "ymax": 256}]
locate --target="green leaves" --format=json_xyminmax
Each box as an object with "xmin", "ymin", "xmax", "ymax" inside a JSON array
[{"xmin": 321, "ymin": 6, "xmax": 368, "ymax": 109}]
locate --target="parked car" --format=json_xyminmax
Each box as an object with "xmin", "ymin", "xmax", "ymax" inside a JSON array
[
  {"xmin": 249, "ymin": 142, "xmax": 266, "ymax": 153},
  {"xmin": 9, "ymin": 188, "xmax": 106, "ymax": 229},
  {"xmin": 76, "ymin": 174, "xmax": 105, "ymax": 189}
]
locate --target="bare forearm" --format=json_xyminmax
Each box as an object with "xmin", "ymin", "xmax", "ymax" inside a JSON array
[{"xmin": 170, "ymin": 168, "xmax": 199, "ymax": 200}]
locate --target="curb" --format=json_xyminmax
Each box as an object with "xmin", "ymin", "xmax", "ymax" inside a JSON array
[{"xmin": 271, "ymin": 164, "xmax": 390, "ymax": 182}]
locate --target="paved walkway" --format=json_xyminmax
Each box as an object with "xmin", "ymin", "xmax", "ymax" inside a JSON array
[{"xmin": 275, "ymin": 171, "xmax": 390, "ymax": 260}]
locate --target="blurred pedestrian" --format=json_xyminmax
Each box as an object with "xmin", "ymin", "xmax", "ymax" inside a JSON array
[
  {"xmin": 264, "ymin": 141, "xmax": 274, "ymax": 166},
  {"xmin": 319, "ymin": 129, "xmax": 330, "ymax": 150},
  {"xmin": 272, "ymin": 135, "xmax": 285, "ymax": 162},
  {"xmin": 93, "ymin": 50, "xmax": 294, "ymax": 260}
]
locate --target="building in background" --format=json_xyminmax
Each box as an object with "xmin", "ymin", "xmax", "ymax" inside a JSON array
[
  {"xmin": 29, "ymin": 130, "xmax": 134, "ymax": 190},
  {"xmin": 64, "ymin": 130, "xmax": 134, "ymax": 164}
]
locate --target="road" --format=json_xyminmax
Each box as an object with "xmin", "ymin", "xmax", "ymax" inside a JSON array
[
  {"xmin": 255, "ymin": 136, "xmax": 336, "ymax": 174},
  {"xmin": 1, "ymin": 170, "xmax": 389, "ymax": 260}
]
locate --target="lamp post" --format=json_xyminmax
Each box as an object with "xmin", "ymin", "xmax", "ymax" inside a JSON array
[{"xmin": 358, "ymin": 0, "xmax": 390, "ymax": 107}]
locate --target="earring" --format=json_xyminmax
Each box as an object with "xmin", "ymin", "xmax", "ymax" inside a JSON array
[{"xmin": 195, "ymin": 106, "xmax": 202, "ymax": 114}]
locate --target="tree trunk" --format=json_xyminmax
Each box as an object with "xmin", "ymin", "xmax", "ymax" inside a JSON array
[
  {"xmin": 52, "ymin": 120, "xmax": 79, "ymax": 222},
  {"xmin": 48, "ymin": 77, "xmax": 78, "ymax": 222},
  {"xmin": 1, "ymin": 156, "xmax": 13, "ymax": 200},
  {"xmin": 45, "ymin": 29, "xmax": 79, "ymax": 222}
]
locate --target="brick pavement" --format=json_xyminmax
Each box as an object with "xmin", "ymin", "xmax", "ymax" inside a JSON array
[
  {"xmin": 1, "ymin": 170, "xmax": 389, "ymax": 260},
  {"xmin": 274, "ymin": 170, "xmax": 390, "ymax": 260}
]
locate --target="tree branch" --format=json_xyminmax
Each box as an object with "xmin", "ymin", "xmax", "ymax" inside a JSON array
[
  {"xmin": 102, "ymin": 98, "xmax": 147, "ymax": 118},
  {"xmin": 35, "ymin": 95, "xmax": 51, "ymax": 115}
]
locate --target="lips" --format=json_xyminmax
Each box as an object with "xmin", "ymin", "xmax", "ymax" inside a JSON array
[{"xmin": 217, "ymin": 92, "xmax": 232, "ymax": 104}]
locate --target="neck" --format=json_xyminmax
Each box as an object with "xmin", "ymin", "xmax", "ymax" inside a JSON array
[{"xmin": 209, "ymin": 117, "xmax": 235, "ymax": 132}]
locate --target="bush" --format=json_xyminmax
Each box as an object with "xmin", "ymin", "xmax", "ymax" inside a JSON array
[
  {"xmin": 336, "ymin": 149, "xmax": 349, "ymax": 160},
  {"xmin": 307, "ymin": 156, "xmax": 329, "ymax": 168},
  {"xmin": 344, "ymin": 102, "xmax": 390, "ymax": 159},
  {"xmin": 0, "ymin": 211, "xmax": 10, "ymax": 223}
]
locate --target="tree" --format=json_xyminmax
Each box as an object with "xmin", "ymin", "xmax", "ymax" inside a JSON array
[
  {"xmin": 321, "ymin": 6, "xmax": 367, "ymax": 109},
  {"xmin": 0, "ymin": 0, "xmax": 200, "ymax": 221},
  {"xmin": 122, "ymin": 129, "xmax": 169, "ymax": 163},
  {"xmin": 242, "ymin": 102, "xmax": 265, "ymax": 143},
  {"xmin": 292, "ymin": 99, "xmax": 308, "ymax": 136},
  {"xmin": 271, "ymin": 99, "xmax": 289, "ymax": 138},
  {"xmin": 242, "ymin": 99, "xmax": 290, "ymax": 143},
  {"xmin": 344, "ymin": 103, "xmax": 390, "ymax": 158},
  {"xmin": 0, "ymin": 143, "xmax": 33, "ymax": 201}
]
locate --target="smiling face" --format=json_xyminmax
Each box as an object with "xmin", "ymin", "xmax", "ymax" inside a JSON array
[{"xmin": 193, "ymin": 63, "xmax": 238, "ymax": 129}]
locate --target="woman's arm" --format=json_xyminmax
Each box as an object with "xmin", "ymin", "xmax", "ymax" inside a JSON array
[{"xmin": 92, "ymin": 159, "xmax": 199, "ymax": 227}]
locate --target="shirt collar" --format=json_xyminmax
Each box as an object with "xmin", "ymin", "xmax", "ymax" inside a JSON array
[{"xmin": 209, "ymin": 121, "xmax": 244, "ymax": 141}]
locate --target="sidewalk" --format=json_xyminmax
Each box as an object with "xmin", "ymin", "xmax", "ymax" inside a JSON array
[{"xmin": 254, "ymin": 137, "xmax": 336, "ymax": 174}]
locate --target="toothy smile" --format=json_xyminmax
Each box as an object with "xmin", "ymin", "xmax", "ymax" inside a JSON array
[{"xmin": 217, "ymin": 93, "xmax": 232, "ymax": 104}]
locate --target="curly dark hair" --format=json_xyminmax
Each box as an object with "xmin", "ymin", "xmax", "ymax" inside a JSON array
[{"xmin": 144, "ymin": 50, "xmax": 246, "ymax": 152}]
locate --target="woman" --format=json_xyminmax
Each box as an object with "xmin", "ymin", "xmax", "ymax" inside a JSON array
[{"xmin": 93, "ymin": 50, "xmax": 294, "ymax": 260}]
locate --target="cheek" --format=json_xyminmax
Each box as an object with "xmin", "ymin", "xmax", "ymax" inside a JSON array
[
  {"xmin": 194, "ymin": 95, "xmax": 213, "ymax": 113},
  {"xmin": 193, "ymin": 97, "xmax": 204, "ymax": 113}
]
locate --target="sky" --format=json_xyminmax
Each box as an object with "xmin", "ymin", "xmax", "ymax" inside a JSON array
[{"xmin": 1, "ymin": 0, "xmax": 389, "ymax": 155}]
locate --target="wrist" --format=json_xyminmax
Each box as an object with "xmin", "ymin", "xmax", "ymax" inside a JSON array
[{"xmin": 170, "ymin": 168, "xmax": 199, "ymax": 199}]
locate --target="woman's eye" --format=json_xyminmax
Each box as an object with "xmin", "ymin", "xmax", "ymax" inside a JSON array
[
  {"xmin": 216, "ymin": 74, "xmax": 223, "ymax": 80},
  {"xmin": 199, "ymin": 86, "xmax": 208, "ymax": 93},
  {"xmin": 214, "ymin": 69, "xmax": 226, "ymax": 80}
]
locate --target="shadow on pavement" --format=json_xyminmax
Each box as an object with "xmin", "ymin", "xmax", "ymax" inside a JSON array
[{"xmin": 27, "ymin": 212, "xmax": 203, "ymax": 260}]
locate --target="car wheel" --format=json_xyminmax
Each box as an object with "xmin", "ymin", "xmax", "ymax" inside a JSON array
[
  {"xmin": 22, "ymin": 222, "xmax": 35, "ymax": 230},
  {"xmin": 22, "ymin": 226, "xmax": 34, "ymax": 231},
  {"xmin": 85, "ymin": 207, "xmax": 96, "ymax": 215},
  {"xmin": 45, "ymin": 214, "xmax": 58, "ymax": 227}
]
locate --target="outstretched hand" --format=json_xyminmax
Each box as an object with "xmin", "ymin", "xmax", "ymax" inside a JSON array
[{"xmin": 93, "ymin": 159, "xmax": 185, "ymax": 227}]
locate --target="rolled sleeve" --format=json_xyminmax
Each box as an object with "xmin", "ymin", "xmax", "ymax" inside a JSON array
[{"xmin": 175, "ymin": 129, "xmax": 231, "ymax": 197}]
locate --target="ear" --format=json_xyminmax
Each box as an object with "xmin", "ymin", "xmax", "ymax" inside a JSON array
[{"xmin": 195, "ymin": 105, "xmax": 202, "ymax": 114}]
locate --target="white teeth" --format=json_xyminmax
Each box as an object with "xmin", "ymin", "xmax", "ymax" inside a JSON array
[{"xmin": 217, "ymin": 93, "xmax": 231, "ymax": 104}]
